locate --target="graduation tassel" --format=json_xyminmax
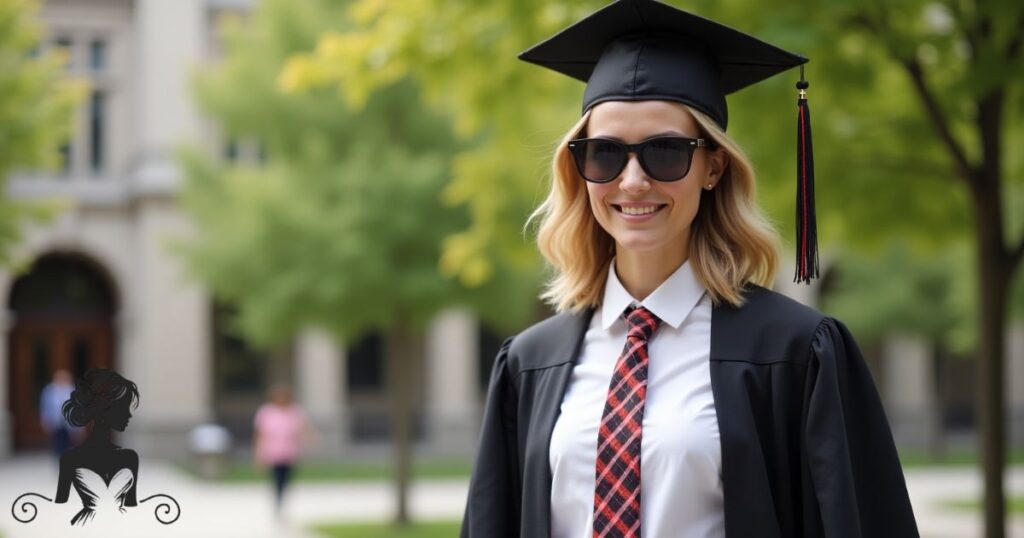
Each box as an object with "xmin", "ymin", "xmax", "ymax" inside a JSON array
[{"xmin": 794, "ymin": 65, "xmax": 819, "ymax": 284}]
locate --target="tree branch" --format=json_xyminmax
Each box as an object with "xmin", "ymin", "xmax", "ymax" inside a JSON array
[
  {"xmin": 944, "ymin": 0, "xmax": 979, "ymax": 58},
  {"xmin": 899, "ymin": 57, "xmax": 979, "ymax": 188},
  {"xmin": 847, "ymin": 9, "xmax": 978, "ymax": 187}
]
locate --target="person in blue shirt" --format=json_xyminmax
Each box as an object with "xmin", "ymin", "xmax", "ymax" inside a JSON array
[{"xmin": 39, "ymin": 369, "xmax": 77, "ymax": 458}]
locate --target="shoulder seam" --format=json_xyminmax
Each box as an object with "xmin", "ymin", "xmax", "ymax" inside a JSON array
[{"xmin": 515, "ymin": 360, "xmax": 575, "ymax": 376}]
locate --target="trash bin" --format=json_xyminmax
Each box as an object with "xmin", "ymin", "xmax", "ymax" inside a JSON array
[{"xmin": 189, "ymin": 424, "xmax": 232, "ymax": 480}]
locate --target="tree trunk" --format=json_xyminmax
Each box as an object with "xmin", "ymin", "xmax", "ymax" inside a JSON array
[
  {"xmin": 386, "ymin": 322, "xmax": 419, "ymax": 526},
  {"xmin": 974, "ymin": 181, "xmax": 1012, "ymax": 538},
  {"xmin": 975, "ymin": 84, "xmax": 1011, "ymax": 538},
  {"xmin": 978, "ymin": 242, "xmax": 1011, "ymax": 538}
]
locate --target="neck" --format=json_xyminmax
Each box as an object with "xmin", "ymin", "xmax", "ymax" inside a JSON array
[
  {"xmin": 84, "ymin": 427, "xmax": 113, "ymax": 445},
  {"xmin": 614, "ymin": 245, "xmax": 688, "ymax": 301}
]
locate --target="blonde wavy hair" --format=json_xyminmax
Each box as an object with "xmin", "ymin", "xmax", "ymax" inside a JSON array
[{"xmin": 528, "ymin": 103, "xmax": 780, "ymax": 312}]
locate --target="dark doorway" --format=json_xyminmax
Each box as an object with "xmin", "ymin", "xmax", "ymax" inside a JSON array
[{"xmin": 7, "ymin": 253, "xmax": 117, "ymax": 451}]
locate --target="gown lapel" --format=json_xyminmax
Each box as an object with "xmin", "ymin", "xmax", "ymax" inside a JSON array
[{"xmin": 522, "ymin": 308, "xmax": 594, "ymax": 538}]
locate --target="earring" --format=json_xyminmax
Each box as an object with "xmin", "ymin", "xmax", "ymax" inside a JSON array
[{"xmin": 705, "ymin": 184, "xmax": 713, "ymax": 190}]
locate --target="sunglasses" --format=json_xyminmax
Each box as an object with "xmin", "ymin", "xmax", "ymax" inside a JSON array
[{"xmin": 567, "ymin": 136, "xmax": 709, "ymax": 183}]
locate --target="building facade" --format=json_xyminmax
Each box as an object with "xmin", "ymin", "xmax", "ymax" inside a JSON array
[{"xmin": 0, "ymin": 0, "xmax": 479, "ymax": 460}]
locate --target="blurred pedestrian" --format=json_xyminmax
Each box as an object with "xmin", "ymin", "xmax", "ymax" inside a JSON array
[
  {"xmin": 39, "ymin": 369, "xmax": 76, "ymax": 458},
  {"xmin": 253, "ymin": 383, "xmax": 317, "ymax": 517}
]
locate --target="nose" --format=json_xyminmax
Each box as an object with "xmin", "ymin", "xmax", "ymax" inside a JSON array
[{"xmin": 618, "ymin": 151, "xmax": 651, "ymax": 193}]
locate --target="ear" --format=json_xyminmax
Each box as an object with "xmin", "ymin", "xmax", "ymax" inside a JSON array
[{"xmin": 705, "ymin": 147, "xmax": 729, "ymax": 186}]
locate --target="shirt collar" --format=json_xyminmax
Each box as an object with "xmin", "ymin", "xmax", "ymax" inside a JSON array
[{"xmin": 600, "ymin": 258, "xmax": 707, "ymax": 331}]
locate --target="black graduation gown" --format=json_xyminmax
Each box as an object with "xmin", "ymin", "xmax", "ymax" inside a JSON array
[{"xmin": 460, "ymin": 284, "xmax": 919, "ymax": 538}]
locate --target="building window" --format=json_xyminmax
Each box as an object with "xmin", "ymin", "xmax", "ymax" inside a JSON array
[
  {"xmin": 223, "ymin": 136, "xmax": 266, "ymax": 164},
  {"xmin": 89, "ymin": 40, "xmax": 106, "ymax": 72},
  {"xmin": 59, "ymin": 143, "xmax": 72, "ymax": 175},
  {"xmin": 54, "ymin": 36, "xmax": 73, "ymax": 70},
  {"xmin": 347, "ymin": 332, "xmax": 384, "ymax": 393},
  {"xmin": 47, "ymin": 35, "xmax": 112, "ymax": 177},
  {"xmin": 224, "ymin": 138, "xmax": 239, "ymax": 161},
  {"xmin": 89, "ymin": 90, "xmax": 105, "ymax": 173}
]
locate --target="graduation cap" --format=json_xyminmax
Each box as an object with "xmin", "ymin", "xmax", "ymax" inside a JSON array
[{"xmin": 519, "ymin": 0, "xmax": 820, "ymax": 284}]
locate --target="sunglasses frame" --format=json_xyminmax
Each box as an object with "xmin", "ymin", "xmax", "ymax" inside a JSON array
[{"xmin": 567, "ymin": 135, "xmax": 709, "ymax": 183}]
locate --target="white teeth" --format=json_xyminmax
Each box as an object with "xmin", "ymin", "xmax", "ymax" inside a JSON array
[{"xmin": 619, "ymin": 205, "xmax": 659, "ymax": 215}]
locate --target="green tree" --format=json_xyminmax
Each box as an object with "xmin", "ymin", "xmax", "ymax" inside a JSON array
[
  {"xmin": 278, "ymin": 0, "xmax": 596, "ymax": 288},
  {"xmin": 283, "ymin": 0, "xmax": 1024, "ymax": 535},
  {"xmin": 0, "ymin": 0, "xmax": 84, "ymax": 266},
  {"xmin": 174, "ymin": 0, "xmax": 535, "ymax": 525},
  {"xmin": 815, "ymin": 4, "xmax": 1024, "ymax": 536},
  {"xmin": 823, "ymin": 243, "xmax": 965, "ymax": 348},
  {"xmin": 822, "ymin": 240, "xmax": 975, "ymax": 459}
]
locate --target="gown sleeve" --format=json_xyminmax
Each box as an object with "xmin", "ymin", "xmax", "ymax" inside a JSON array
[
  {"xmin": 460, "ymin": 336, "xmax": 520, "ymax": 538},
  {"xmin": 803, "ymin": 317, "xmax": 920, "ymax": 538}
]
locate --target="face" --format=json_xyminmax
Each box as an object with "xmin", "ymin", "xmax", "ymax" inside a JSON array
[
  {"xmin": 105, "ymin": 398, "xmax": 133, "ymax": 432},
  {"xmin": 54, "ymin": 369, "xmax": 72, "ymax": 385},
  {"xmin": 583, "ymin": 100, "xmax": 727, "ymax": 262},
  {"xmin": 271, "ymin": 386, "xmax": 292, "ymax": 406}
]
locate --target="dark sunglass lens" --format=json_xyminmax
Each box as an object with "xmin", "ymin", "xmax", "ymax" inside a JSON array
[
  {"xmin": 642, "ymin": 138, "xmax": 692, "ymax": 181},
  {"xmin": 583, "ymin": 139, "xmax": 625, "ymax": 182}
]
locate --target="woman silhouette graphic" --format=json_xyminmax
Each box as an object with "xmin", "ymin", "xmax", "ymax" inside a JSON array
[{"xmin": 54, "ymin": 368, "xmax": 140, "ymax": 526}]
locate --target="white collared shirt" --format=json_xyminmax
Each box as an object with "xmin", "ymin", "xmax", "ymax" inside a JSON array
[{"xmin": 549, "ymin": 260, "xmax": 724, "ymax": 538}]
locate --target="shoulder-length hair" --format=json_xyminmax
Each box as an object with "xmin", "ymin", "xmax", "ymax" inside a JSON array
[{"xmin": 528, "ymin": 103, "xmax": 780, "ymax": 312}]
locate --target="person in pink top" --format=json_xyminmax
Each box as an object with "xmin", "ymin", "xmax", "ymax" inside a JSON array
[{"xmin": 253, "ymin": 384, "xmax": 316, "ymax": 516}]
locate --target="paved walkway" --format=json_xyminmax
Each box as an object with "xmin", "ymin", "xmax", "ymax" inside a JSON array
[{"xmin": 1, "ymin": 455, "xmax": 1023, "ymax": 537}]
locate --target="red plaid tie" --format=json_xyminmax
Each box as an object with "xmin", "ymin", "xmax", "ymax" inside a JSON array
[{"xmin": 593, "ymin": 305, "xmax": 662, "ymax": 538}]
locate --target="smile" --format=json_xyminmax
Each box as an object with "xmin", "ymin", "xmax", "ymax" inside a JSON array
[{"xmin": 612, "ymin": 204, "xmax": 666, "ymax": 216}]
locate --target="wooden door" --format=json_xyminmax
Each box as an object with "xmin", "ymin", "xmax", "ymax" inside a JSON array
[{"xmin": 8, "ymin": 320, "xmax": 113, "ymax": 450}]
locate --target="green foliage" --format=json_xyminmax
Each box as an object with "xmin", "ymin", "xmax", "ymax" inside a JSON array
[
  {"xmin": 821, "ymin": 241, "xmax": 971, "ymax": 350},
  {"xmin": 186, "ymin": 458, "xmax": 471, "ymax": 482},
  {"xmin": 175, "ymin": 0, "xmax": 536, "ymax": 347},
  {"xmin": 0, "ymin": 0, "xmax": 85, "ymax": 265},
  {"xmin": 942, "ymin": 496, "xmax": 1024, "ymax": 514},
  {"xmin": 281, "ymin": 0, "xmax": 597, "ymax": 287}
]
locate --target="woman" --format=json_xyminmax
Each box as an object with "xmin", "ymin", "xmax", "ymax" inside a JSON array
[
  {"xmin": 461, "ymin": 1, "xmax": 919, "ymax": 537},
  {"xmin": 253, "ymin": 383, "xmax": 317, "ymax": 517},
  {"xmin": 54, "ymin": 369, "xmax": 139, "ymax": 526}
]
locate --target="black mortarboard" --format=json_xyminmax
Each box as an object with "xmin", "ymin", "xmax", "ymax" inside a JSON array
[{"xmin": 519, "ymin": 0, "xmax": 820, "ymax": 283}]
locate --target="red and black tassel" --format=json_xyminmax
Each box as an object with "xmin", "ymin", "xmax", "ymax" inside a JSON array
[{"xmin": 794, "ymin": 66, "xmax": 819, "ymax": 284}]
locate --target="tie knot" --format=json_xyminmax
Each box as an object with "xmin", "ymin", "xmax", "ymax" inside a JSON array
[{"xmin": 623, "ymin": 305, "xmax": 662, "ymax": 341}]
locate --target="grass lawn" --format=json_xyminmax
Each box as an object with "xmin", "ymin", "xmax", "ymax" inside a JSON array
[
  {"xmin": 944, "ymin": 497, "xmax": 1024, "ymax": 514},
  {"xmin": 183, "ymin": 459, "xmax": 472, "ymax": 483},
  {"xmin": 179, "ymin": 448, "xmax": 1024, "ymax": 484},
  {"xmin": 310, "ymin": 521, "xmax": 461, "ymax": 538},
  {"xmin": 177, "ymin": 447, "xmax": 1024, "ymax": 483}
]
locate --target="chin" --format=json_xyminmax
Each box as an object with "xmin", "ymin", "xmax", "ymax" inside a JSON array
[{"xmin": 612, "ymin": 234, "xmax": 678, "ymax": 256}]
